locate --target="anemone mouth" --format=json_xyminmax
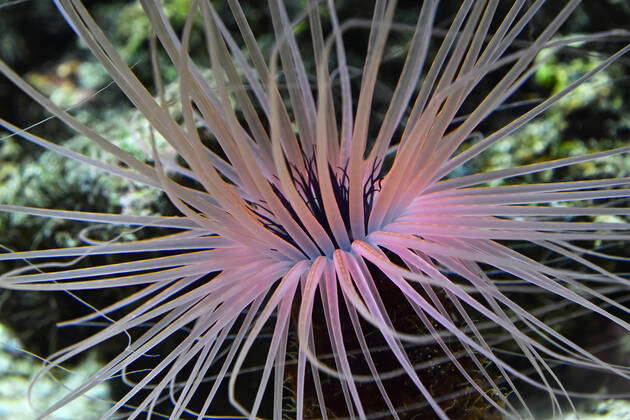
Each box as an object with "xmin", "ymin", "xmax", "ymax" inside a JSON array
[{"xmin": 250, "ymin": 148, "xmax": 384, "ymax": 257}]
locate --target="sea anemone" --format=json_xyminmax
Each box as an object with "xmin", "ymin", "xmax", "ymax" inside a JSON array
[{"xmin": 1, "ymin": 0, "xmax": 629, "ymax": 419}]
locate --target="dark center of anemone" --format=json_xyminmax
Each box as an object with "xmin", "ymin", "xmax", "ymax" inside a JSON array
[{"xmin": 248, "ymin": 148, "xmax": 383, "ymax": 257}]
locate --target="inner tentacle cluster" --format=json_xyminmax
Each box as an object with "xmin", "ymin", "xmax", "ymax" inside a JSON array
[{"xmin": 249, "ymin": 148, "xmax": 384, "ymax": 256}]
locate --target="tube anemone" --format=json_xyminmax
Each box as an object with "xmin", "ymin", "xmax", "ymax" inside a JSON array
[{"xmin": 1, "ymin": 0, "xmax": 629, "ymax": 419}]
